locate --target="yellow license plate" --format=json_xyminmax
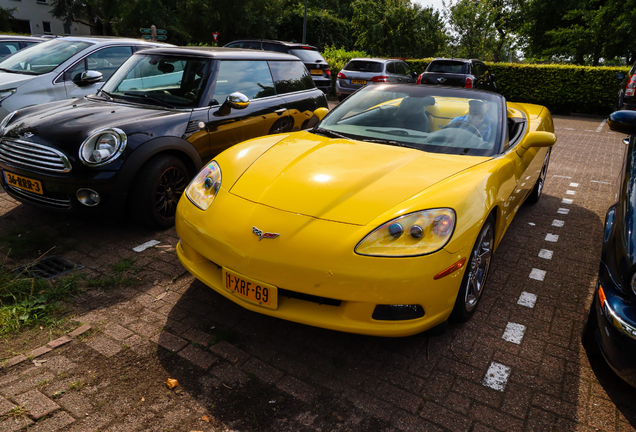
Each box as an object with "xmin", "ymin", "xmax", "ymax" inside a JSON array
[
  {"xmin": 3, "ymin": 171, "xmax": 43, "ymax": 195},
  {"xmin": 223, "ymin": 268, "xmax": 278, "ymax": 309},
  {"xmin": 311, "ymin": 69, "xmax": 323, "ymax": 75},
  {"xmin": 351, "ymin": 79, "xmax": 367, "ymax": 85}
]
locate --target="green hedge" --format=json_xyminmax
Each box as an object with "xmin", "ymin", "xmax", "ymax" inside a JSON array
[{"xmin": 323, "ymin": 49, "xmax": 629, "ymax": 114}]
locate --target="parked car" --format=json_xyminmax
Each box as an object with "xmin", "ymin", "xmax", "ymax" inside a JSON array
[
  {"xmin": 335, "ymin": 58, "xmax": 417, "ymax": 101},
  {"xmin": 0, "ymin": 35, "xmax": 45, "ymax": 60},
  {"xmin": 175, "ymin": 84, "xmax": 556, "ymax": 337},
  {"xmin": 0, "ymin": 47, "xmax": 328, "ymax": 229},
  {"xmin": 0, "ymin": 36, "xmax": 172, "ymax": 119},
  {"xmin": 224, "ymin": 39, "xmax": 332, "ymax": 95},
  {"xmin": 416, "ymin": 58, "xmax": 497, "ymax": 92},
  {"xmin": 615, "ymin": 62, "xmax": 636, "ymax": 110},
  {"xmin": 583, "ymin": 110, "xmax": 636, "ymax": 388}
]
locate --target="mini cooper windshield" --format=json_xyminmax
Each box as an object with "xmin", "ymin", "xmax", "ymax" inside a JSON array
[
  {"xmin": 101, "ymin": 53, "xmax": 211, "ymax": 108},
  {"xmin": 317, "ymin": 85, "xmax": 504, "ymax": 156}
]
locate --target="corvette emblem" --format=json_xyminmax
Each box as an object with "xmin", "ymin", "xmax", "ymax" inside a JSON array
[
  {"xmin": 437, "ymin": 77, "xmax": 447, "ymax": 84},
  {"xmin": 252, "ymin": 226, "xmax": 279, "ymax": 241}
]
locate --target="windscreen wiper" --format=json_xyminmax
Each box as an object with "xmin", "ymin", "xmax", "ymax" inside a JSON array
[
  {"xmin": 123, "ymin": 92, "xmax": 176, "ymax": 108},
  {"xmin": 99, "ymin": 89, "xmax": 114, "ymax": 100},
  {"xmin": 312, "ymin": 127, "xmax": 351, "ymax": 140},
  {"xmin": 361, "ymin": 138, "xmax": 420, "ymax": 150}
]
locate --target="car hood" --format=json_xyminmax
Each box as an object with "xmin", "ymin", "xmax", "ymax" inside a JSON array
[
  {"xmin": 229, "ymin": 131, "xmax": 491, "ymax": 225},
  {"xmin": 0, "ymin": 72, "xmax": 38, "ymax": 88},
  {"xmin": 4, "ymin": 97, "xmax": 189, "ymax": 153}
]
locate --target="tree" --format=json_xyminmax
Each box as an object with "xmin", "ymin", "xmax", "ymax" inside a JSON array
[
  {"xmin": 351, "ymin": 0, "xmax": 446, "ymax": 58},
  {"xmin": 50, "ymin": 0, "xmax": 122, "ymax": 35},
  {"xmin": 0, "ymin": 7, "xmax": 15, "ymax": 33}
]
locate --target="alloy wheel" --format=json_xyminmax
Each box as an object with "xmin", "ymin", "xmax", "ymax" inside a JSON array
[
  {"xmin": 155, "ymin": 167, "xmax": 187, "ymax": 218},
  {"xmin": 464, "ymin": 224, "xmax": 493, "ymax": 311}
]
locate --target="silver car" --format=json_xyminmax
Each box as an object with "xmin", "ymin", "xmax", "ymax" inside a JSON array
[
  {"xmin": 335, "ymin": 57, "xmax": 417, "ymax": 101},
  {"xmin": 0, "ymin": 37, "xmax": 172, "ymax": 119}
]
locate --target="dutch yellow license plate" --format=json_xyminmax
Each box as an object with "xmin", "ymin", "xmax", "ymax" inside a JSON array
[
  {"xmin": 311, "ymin": 69, "xmax": 323, "ymax": 75},
  {"xmin": 223, "ymin": 268, "xmax": 278, "ymax": 309},
  {"xmin": 3, "ymin": 171, "xmax": 43, "ymax": 195},
  {"xmin": 351, "ymin": 79, "xmax": 367, "ymax": 85}
]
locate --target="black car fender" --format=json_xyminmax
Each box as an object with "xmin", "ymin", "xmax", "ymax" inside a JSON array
[{"xmin": 113, "ymin": 136, "xmax": 204, "ymax": 192}]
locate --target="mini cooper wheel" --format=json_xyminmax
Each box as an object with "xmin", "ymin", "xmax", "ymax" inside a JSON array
[
  {"xmin": 451, "ymin": 215, "xmax": 495, "ymax": 322},
  {"xmin": 527, "ymin": 148, "xmax": 551, "ymax": 204},
  {"xmin": 130, "ymin": 154, "xmax": 190, "ymax": 229}
]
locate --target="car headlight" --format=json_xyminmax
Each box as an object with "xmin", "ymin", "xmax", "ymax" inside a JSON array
[
  {"xmin": 0, "ymin": 110, "xmax": 16, "ymax": 135},
  {"xmin": 79, "ymin": 128, "xmax": 127, "ymax": 167},
  {"xmin": 0, "ymin": 88, "xmax": 16, "ymax": 103},
  {"xmin": 185, "ymin": 161, "xmax": 222, "ymax": 211},
  {"xmin": 355, "ymin": 208, "xmax": 456, "ymax": 257}
]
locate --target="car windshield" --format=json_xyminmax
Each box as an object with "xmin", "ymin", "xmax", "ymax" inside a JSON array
[
  {"xmin": 288, "ymin": 49, "xmax": 325, "ymax": 63},
  {"xmin": 344, "ymin": 60, "xmax": 383, "ymax": 73},
  {"xmin": 427, "ymin": 61, "xmax": 466, "ymax": 74},
  {"xmin": 101, "ymin": 53, "xmax": 212, "ymax": 109},
  {"xmin": 0, "ymin": 39, "xmax": 93, "ymax": 75},
  {"xmin": 315, "ymin": 85, "xmax": 503, "ymax": 157}
]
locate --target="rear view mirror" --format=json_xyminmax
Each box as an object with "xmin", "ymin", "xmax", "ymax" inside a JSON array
[
  {"xmin": 608, "ymin": 110, "xmax": 636, "ymax": 135},
  {"xmin": 78, "ymin": 70, "xmax": 102, "ymax": 86}
]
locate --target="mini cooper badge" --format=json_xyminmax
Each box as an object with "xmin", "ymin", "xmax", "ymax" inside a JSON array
[
  {"xmin": 252, "ymin": 226, "xmax": 279, "ymax": 241},
  {"xmin": 437, "ymin": 77, "xmax": 447, "ymax": 84}
]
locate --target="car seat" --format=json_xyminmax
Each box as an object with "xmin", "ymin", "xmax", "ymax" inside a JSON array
[{"xmin": 392, "ymin": 97, "xmax": 432, "ymax": 132}]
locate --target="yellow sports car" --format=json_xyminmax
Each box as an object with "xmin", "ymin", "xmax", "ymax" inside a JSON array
[{"xmin": 175, "ymin": 84, "xmax": 556, "ymax": 337}]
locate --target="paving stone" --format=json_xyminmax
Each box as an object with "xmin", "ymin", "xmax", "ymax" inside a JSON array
[
  {"xmin": 209, "ymin": 363, "xmax": 250, "ymax": 385},
  {"xmin": 57, "ymin": 392, "xmax": 92, "ymax": 418},
  {"xmin": 242, "ymin": 358, "xmax": 284, "ymax": 385},
  {"xmin": 3, "ymin": 355, "xmax": 26, "ymax": 368},
  {"xmin": 103, "ymin": 323, "xmax": 133, "ymax": 341},
  {"xmin": 0, "ymin": 397, "xmax": 16, "ymax": 416},
  {"xmin": 86, "ymin": 335, "xmax": 122, "ymax": 358},
  {"xmin": 13, "ymin": 390, "xmax": 61, "ymax": 420},
  {"xmin": 181, "ymin": 328, "xmax": 213, "ymax": 347},
  {"xmin": 1, "ymin": 373, "xmax": 55, "ymax": 398},
  {"xmin": 420, "ymin": 402, "xmax": 473, "ymax": 432},
  {"xmin": 46, "ymin": 336, "xmax": 72, "ymax": 349},
  {"xmin": 0, "ymin": 416, "xmax": 33, "ymax": 432},
  {"xmin": 43, "ymin": 357, "xmax": 77, "ymax": 374},
  {"xmin": 151, "ymin": 331, "xmax": 188, "ymax": 352},
  {"xmin": 63, "ymin": 411, "xmax": 114, "ymax": 432},
  {"xmin": 29, "ymin": 411, "xmax": 75, "ymax": 431},
  {"xmin": 276, "ymin": 376, "xmax": 317, "ymax": 403},
  {"xmin": 177, "ymin": 345, "xmax": 217, "ymax": 370},
  {"xmin": 68, "ymin": 324, "xmax": 92, "ymax": 338},
  {"xmin": 209, "ymin": 340, "xmax": 250, "ymax": 364}
]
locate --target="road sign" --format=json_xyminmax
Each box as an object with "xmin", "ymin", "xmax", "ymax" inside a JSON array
[
  {"xmin": 140, "ymin": 28, "xmax": 152, "ymax": 34},
  {"xmin": 212, "ymin": 32, "xmax": 219, "ymax": 43},
  {"xmin": 156, "ymin": 35, "xmax": 167, "ymax": 41},
  {"xmin": 156, "ymin": 29, "xmax": 167, "ymax": 35},
  {"xmin": 141, "ymin": 35, "xmax": 152, "ymax": 40}
]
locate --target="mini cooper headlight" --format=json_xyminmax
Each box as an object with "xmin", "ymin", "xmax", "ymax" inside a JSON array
[
  {"xmin": 0, "ymin": 110, "xmax": 16, "ymax": 135},
  {"xmin": 355, "ymin": 208, "xmax": 456, "ymax": 257},
  {"xmin": 79, "ymin": 128, "xmax": 127, "ymax": 166},
  {"xmin": 185, "ymin": 161, "xmax": 222, "ymax": 211}
]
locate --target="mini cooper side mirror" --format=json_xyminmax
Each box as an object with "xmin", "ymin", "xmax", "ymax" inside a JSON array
[
  {"xmin": 304, "ymin": 107, "xmax": 330, "ymax": 129},
  {"xmin": 608, "ymin": 110, "xmax": 636, "ymax": 135},
  {"xmin": 516, "ymin": 131, "xmax": 556, "ymax": 157},
  {"xmin": 78, "ymin": 70, "xmax": 103, "ymax": 86},
  {"xmin": 215, "ymin": 92, "xmax": 250, "ymax": 116}
]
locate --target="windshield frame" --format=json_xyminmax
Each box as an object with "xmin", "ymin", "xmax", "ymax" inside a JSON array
[
  {"xmin": 315, "ymin": 84, "xmax": 507, "ymax": 157},
  {"xmin": 0, "ymin": 39, "xmax": 94, "ymax": 75}
]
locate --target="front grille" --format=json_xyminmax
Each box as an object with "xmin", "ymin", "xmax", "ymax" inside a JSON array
[
  {"xmin": 0, "ymin": 138, "xmax": 72, "ymax": 173},
  {"xmin": 278, "ymin": 288, "xmax": 341, "ymax": 307},
  {"xmin": 6, "ymin": 183, "xmax": 71, "ymax": 209}
]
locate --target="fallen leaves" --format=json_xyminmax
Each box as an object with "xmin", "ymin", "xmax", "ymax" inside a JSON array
[
  {"xmin": 202, "ymin": 415, "xmax": 210, "ymax": 422},
  {"xmin": 166, "ymin": 378, "xmax": 178, "ymax": 389}
]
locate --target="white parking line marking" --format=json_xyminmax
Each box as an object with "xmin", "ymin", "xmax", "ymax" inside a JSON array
[
  {"xmin": 545, "ymin": 234, "xmax": 559, "ymax": 242},
  {"xmin": 502, "ymin": 323, "xmax": 527, "ymax": 345},
  {"xmin": 591, "ymin": 180, "xmax": 611, "ymax": 185},
  {"xmin": 584, "ymin": 130, "xmax": 596, "ymax": 132},
  {"xmin": 553, "ymin": 175, "xmax": 572, "ymax": 179},
  {"xmin": 529, "ymin": 268, "xmax": 546, "ymax": 281},
  {"xmin": 557, "ymin": 208, "xmax": 570, "ymax": 214},
  {"xmin": 528, "ymin": 222, "xmax": 535, "ymax": 226},
  {"xmin": 552, "ymin": 220, "xmax": 564, "ymax": 227},
  {"xmin": 483, "ymin": 362, "xmax": 511, "ymax": 391},
  {"xmin": 596, "ymin": 119, "xmax": 607, "ymax": 132},
  {"xmin": 562, "ymin": 198, "xmax": 573, "ymax": 204},
  {"xmin": 566, "ymin": 190, "xmax": 576, "ymax": 195},
  {"xmin": 133, "ymin": 240, "xmax": 161, "ymax": 252},
  {"xmin": 564, "ymin": 128, "xmax": 574, "ymax": 130},
  {"xmin": 539, "ymin": 249, "xmax": 553, "ymax": 259},
  {"xmin": 569, "ymin": 183, "xmax": 579, "ymax": 187},
  {"xmin": 518, "ymin": 292, "xmax": 537, "ymax": 308}
]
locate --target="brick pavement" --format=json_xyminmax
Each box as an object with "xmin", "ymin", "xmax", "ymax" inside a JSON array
[{"xmin": 0, "ymin": 114, "xmax": 635, "ymax": 431}]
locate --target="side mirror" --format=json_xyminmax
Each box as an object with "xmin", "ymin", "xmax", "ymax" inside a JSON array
[
  {"xmin": 608, "ymin": 110, "xmax": 636, "ymax": 135},
  {"xmin": 517, "ymin": 131, "xmax": 556, "ymax": 156},
  {"xmin": 215, "ymin": 92, "xmax": 249, "ymax": 116},
  {"xmin": 78, "ymin": 70, "xmax": 102, "ymax": 86},
  {"xmin": 304, "ymin": 107, "xmax": 329, "ymax": 129},
  {"xmin": 617, "ymin": 72, "xmax": 626, "ymax": 80}
]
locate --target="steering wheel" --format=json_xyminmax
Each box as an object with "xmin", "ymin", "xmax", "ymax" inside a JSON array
[{"xmin": 444, "ymin": 120, "xmax": 482, "ymax": 139}]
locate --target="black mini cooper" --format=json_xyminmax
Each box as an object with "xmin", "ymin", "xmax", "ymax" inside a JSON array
[{"xmin": 0, "ymin": 47, "xmax": 328, "ymax": 228}]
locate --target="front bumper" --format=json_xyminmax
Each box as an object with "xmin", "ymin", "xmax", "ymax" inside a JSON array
[
  {"xmin": 592, "ymin": 262, "xmax": 636, "ymax": 387},
  {"xmin": 175, "ymin": 188, "xmax": 471, "ymax": 337},
  {"xmin": 0, "ymin": 162, "xmax": 127, "ymax": 214}
]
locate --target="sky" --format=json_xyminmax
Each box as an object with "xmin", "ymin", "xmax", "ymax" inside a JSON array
[{"xmin": 412, "ymin": 0, "xmax": 446, "ymax": 11}]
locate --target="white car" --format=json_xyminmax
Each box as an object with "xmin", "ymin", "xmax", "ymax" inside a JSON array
[{"xmin": 0, "ymin": 37, "xmax": 172, "ymax": 119}]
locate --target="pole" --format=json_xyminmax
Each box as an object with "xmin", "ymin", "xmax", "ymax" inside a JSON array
[{"xmin": 302, "ymin": 0, "xmax": 307, "ymax": 44}]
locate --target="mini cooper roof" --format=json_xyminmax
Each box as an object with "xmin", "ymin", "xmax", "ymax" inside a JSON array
[
  {"xmin": 225, "ymin": 39, "xmax": 319, "ymax": 50},
  {"xmin": 50, "ymin": 36, "xmax": 174, "ymax": 47},
  {"xmin": 141, "ymin": 46, "xmax": 302, "ymax": 61}
]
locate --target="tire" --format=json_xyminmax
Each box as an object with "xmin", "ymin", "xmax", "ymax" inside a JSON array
[
  {"xmin": 268, "ymin": 117, "xmax": 293, "ymax": 134},
  {"xmin": 527, "ymin": 148, "xmax": 551, "ymax": 204},
  {"xmin": 450, "ymin": 215, "xmax": 495, "ymax": 322},
  {"xmin": 129, "ymin": 154, "xmax": 190, "ymax": 230}
]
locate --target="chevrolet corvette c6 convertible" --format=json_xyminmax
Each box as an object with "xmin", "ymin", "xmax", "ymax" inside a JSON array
[{"xmin": 175, "ymin": 84, "xmax": 557, "ymax": 337}]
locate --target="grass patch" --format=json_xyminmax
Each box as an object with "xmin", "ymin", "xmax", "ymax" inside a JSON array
[
  {"xmin": 84, "ymin": 258, "xmax": 141, "ymax": 289},
  {"xmin": 68, "ymin": 380, "xmax": 84, "ymax": 391},
  {"xmin": 0, "ymin": 266, "xmax": 81, "ymax": 335}
]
